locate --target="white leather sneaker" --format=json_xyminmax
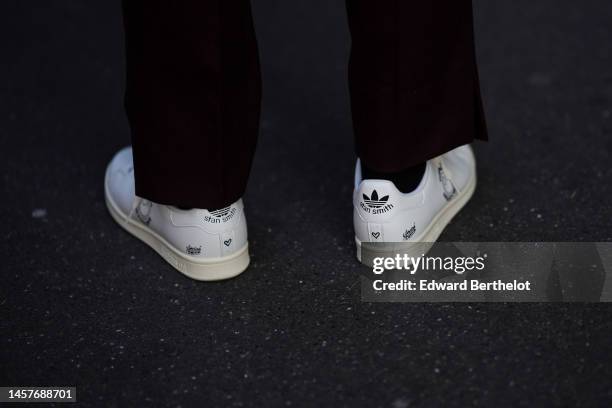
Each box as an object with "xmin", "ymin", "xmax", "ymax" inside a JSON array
[
  {"xmin": 104, "ymin": 147, "xmax": 249, "ymax": 281},
  {"xmin": 354, "ymin": 144, "xmax": 477, "ymax": 264}
]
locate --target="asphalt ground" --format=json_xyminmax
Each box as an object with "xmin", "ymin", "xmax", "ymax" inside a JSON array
[{"xmin": 1, "ymin": 1, "xmax": 612, "ymax": 406}]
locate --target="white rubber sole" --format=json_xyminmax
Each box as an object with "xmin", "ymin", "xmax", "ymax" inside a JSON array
[
  {"xmin": 356, "ymin": 165, "xmax": 477, "ymax": 265},
  {"xmin": 104, "ymin": 172, "xmax": 250, "ymax": 281}
]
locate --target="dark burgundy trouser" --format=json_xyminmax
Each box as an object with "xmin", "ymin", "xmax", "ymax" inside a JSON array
[{"xmin": 122, "ymin": 0, "xmax": 487, "ymax": 209}]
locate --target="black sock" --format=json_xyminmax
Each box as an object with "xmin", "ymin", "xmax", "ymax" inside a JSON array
[{"xmin": 362, "ymin": 162, "xmax": 426, "ymax": 194}]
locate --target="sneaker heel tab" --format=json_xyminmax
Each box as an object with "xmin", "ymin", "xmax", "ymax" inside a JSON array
[
  {"xmin": 355, "ymin": 180, "xmax": 400, "ymax": 216},
  {"xmin": 357, "ymin": 179, "xmax": 402, "ymax": 196}
]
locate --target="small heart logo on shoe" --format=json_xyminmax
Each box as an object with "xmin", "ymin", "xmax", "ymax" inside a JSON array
[
  {"xmin": 371, "ymin": 232, "xmax": 381, "ymax": 239},
  {"xmin": 224, "ymin": 239, "xmax": 232, "ymax": 247}
]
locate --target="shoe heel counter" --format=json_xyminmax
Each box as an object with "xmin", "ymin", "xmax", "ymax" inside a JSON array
[
  {"xmin": 169, "ymin": 199, "xmax": 248, "ymax": 258},
  {"xmin": 204, "ymin": 199, "xmax": 248, "ymax": 257},
  {"xmin": 218, "ymin": 203, "xmax": 248, "ymax": 257},
  {"xmin": 353, "ymin": 180, "xmax": 401, "ymax": 242}
]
